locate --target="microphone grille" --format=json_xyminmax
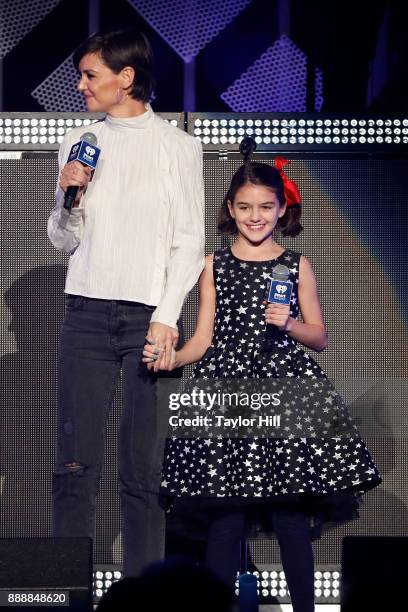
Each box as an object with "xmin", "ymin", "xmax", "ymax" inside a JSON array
[
  {"xmin": 80, "ymin": 132, "xmax": 97, "ymax": 145},
  {"xmin": 272, "ymin": 264, "xmax": 290, "ymax": 281}
]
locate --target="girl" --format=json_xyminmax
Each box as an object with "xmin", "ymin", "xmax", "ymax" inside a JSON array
[{"xmin": 143, "ymin": 139, "xmax": 381, "ymax": 611}]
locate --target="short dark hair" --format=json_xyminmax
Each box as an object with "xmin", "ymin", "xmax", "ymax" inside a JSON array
[
  {"xmin": 217, "ymin": 161, "xmax": 302, "ymax": 238},
  {"xmin": 73, "ymin": 29, "xmax": 154, "ymax": 102}
]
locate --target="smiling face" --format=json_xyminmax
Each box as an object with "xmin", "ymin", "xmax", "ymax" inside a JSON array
[
  {"xmin": 227, "ymin": 182, "xmax": 286, "ymax": 245},
  {"xmin": 77, "ymin": 52, "xmax": 134, "ymax": 114}
]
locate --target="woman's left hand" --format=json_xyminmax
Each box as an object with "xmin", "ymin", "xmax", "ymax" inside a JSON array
[
  {"xmin": 264, "ymin": 303, "xmax": 291, "ymax": 330},
  {"xmin": 142, "ymin": 341, "xmax": 177, "ymax": 371},
  {"xmin": 145, "ymin": 322, "xmax": 179, "ymax": 372}
]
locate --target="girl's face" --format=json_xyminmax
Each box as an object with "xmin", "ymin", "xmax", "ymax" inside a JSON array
[
  {"xmin": 77, "ymin": 52, "xmax": 134, "ymax": 114},
  {"xmin": 228, "ymin": 182, "xmax": 286, "ymax": 245}
]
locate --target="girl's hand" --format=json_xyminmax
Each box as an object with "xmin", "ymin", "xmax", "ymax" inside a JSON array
[{"xmin": 264, "ymin": 303, "xmax": 291, "ymax": 330}]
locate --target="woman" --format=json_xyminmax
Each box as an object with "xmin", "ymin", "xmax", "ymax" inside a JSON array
[{"xmin": 48, "ymin": 29, "xmax": 204, "ymax": 576}]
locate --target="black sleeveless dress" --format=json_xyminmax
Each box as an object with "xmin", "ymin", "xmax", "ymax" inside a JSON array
[{"xmin": 160, "ymin": 248, "xmax": 381, "ymax": 538}]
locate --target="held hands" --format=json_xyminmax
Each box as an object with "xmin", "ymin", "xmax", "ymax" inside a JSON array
[
  {"xmin": 264, "ymin": 302, "xmax": 291, "ymax": 330},
  {"xmin": 59, "ymin": 161, "xmax": 92, "ymax": 206},
  {"xmin": 143, "ymin": 322, "xmax": 178, "ymax": 372},
  {"xmin": 142, "ymin": 341, "xmax": 177, "ymax": 371}
]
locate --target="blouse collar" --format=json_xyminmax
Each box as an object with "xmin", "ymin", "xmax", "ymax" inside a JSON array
[{"xmin": 104, "ymin": 104, "xmax": 154, "ymax": 132}]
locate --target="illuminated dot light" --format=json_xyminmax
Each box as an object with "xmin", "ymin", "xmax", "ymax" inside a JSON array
[
  {"xmin": 193, "ymin": 117, "xmax": 408, "ymax": 146},
  {"xmin": 92, "ymin": 568, "xmax": 123, "ymax": 602},
  {"xmin": 0, "ymin": 117, "xmax": 97, "ymax": 146},
  {"xmin": 2, "ymin": 115, "xmax": 407, "ymax": 148},
  {"xmin": 0, "ymin": 116, "xmax": 181, "ymax": 147},
  {"xmin": 236, "ymin": 569, "xmax": 341, "ymax": 602}
]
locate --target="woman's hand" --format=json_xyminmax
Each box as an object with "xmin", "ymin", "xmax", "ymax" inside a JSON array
[
  {"xmin": 142, "ymin": 340, "xmax": 177, "ymax": 371},
  {"xmin": 59, "ymin": 161, "xmax": 92, "ymax": 206},
  {"xmin": 264, "ymin": 302, "xmax": 291, "ymax": 330},
  {"xmin": 144, "ymin": 322, "xmax": 179, "ymax": 372}
]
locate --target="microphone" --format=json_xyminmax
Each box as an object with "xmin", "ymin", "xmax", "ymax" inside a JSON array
[
  {"xmin": 265, "ymin": 264, "xmax": 293, "ymax": 340},
  {"xmin": 266, "ymin": 264, "xmax": 293, "ymax": 305},
  {"xmin": 63, "ymin": 132, "xmax": 101, "ymax": 212}
]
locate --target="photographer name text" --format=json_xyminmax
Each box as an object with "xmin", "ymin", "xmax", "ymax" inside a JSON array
[{"xmin": 169, "ymin": 415, "xmax": 281, "ymax": 428}]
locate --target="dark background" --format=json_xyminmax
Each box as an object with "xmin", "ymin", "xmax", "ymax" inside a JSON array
[{"xmin": 1, "ymin": 0, "xmax": 407, "ymax": 113}]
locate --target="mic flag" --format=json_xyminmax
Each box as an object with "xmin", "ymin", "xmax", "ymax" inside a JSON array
[
  {"xmin": 266, "ymin": 264, "xmax": 293, "ymax": 306},
  {"xmin": 67, "ymin": 134, "xmax": 100, "ymax": 169}
]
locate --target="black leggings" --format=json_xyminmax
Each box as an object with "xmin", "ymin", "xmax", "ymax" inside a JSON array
[{"xmin": 206, "ymin": 507, "xmax": 315, "ymax": 612}]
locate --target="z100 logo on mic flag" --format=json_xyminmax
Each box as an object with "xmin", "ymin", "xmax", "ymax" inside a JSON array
[
  {"xmin": 67, "ymin": 139, "xmax": 101, "ymax": 169},
  {"xmin": 267, "ymin": 279, "xmax": 293, "ymax": 305}
]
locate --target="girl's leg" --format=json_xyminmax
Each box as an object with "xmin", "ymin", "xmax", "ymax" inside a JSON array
[
  {"xmin": 271, "ymin": 506, "xmax": 315, "ymax": 612},
  {"xmin": 206, "ymin": 510, "xmax": 246, "ymax": 590}
]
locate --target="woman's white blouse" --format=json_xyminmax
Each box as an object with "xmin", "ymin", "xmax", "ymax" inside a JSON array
[{"xmin": 47, "ymin": 105, "xmax": 205, "ymax": 328}]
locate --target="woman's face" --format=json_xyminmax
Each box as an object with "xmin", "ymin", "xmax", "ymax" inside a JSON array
[{"xmin": 77, "ymin": 52, "xmax": 130, "ymax": 113}]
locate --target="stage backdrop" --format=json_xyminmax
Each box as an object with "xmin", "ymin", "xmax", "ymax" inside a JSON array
[{"xmin": 1, "ymin": 114, "xmax": 407, "ymax": 585}]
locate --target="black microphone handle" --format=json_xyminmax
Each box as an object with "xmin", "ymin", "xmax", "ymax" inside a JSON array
[
  {"xmin": 63, "ymin": 185, "xmax": 79, "ymax": 212},
  {"xmin": 265, "ymin": 320, "xmax": 284, "ymax": 343}
]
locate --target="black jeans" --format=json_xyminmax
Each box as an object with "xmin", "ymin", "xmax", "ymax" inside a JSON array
[
  {"xmin": 206, "ymin": 507, "xmax": 315, "ymax": 612},
  {"xmin": 52, "ymin": 295, "xmax": 169, "ymax": 576}
]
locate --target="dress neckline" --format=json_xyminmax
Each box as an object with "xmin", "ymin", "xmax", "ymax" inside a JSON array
[{"xmin": 228, "ymin": 247, "xmax": 287, "ymax": 264}]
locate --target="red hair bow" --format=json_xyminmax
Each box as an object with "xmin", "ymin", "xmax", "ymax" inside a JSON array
[{"xmin": 274, "ymin": 157, "xmax": 301, "ymax": 207}]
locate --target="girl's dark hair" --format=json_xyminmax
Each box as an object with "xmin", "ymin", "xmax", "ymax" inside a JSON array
[
  {"xmin": 73, "ymin": 29, "xmax": 154, "ymax": 102},
  {"xmin": 217, "ymin": 140, "xmax": 302, "ymax": 238}
]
